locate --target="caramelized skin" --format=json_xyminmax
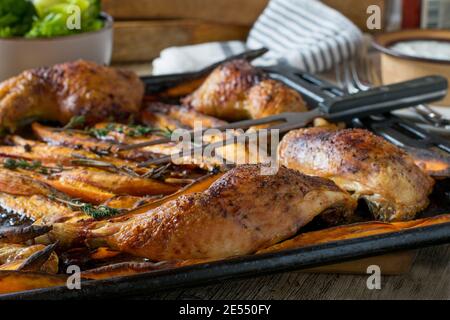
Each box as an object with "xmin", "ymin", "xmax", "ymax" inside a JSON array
[
  {"xmin": 88, "ymin": 165, "xmax": 355, "ymax": 260},
  {"xmin": 278, "ymin": 128, "xmax": 435, "ymax": 221},
  {"xmin": 0, "ymin": 60, "xmax": 144, "ymax": 132},
  {"xmin": 183, "ymin": 60, "xmax": 307, "ymax": 121}
]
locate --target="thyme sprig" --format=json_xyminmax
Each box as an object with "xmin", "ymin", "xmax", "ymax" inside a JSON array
[
  {"xmin": 58, "ymin": 117, "xmax": 174, "ymax": 142},
  {"xmin": 63, "ymin": 116, "xmax": 86, "ymax": 130},
  {"xmin": 2, "ymin": 158, "xmax": 62, "ymax": 174},
  {"xmin": 87, "ymin": 123, "xmax": 173, "ymax": 139},
  {"xmin": 48, "ymin": 195, "xmax": 124, "ymax": 219}
]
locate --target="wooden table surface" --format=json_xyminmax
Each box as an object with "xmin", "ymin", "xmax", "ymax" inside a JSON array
[
  {"xmin": 121, "ymin": 63, "xmax": 449, "ymax": 301},
  {"xmin": 136, "ymin": 244, "xmax": 450, "ymax": 300}
]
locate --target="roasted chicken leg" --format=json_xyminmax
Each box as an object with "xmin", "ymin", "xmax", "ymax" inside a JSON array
[
  {"xmin": 0, "ymin": 60, "xmax": 144, "ymax": 132},
  {"xmin": 278, "ymin": 128, "xmax": 434, "ymax": 221},
  {"xmin": 183, "ymin": 60, "xmax": 307, "ymax": 121},
  {"xmin": 85, "ymin": 165, "xmax": 356, "ymax": 260}
]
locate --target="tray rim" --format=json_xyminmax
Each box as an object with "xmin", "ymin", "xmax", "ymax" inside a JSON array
[{"xmin": 2, "ymin": 219, "xmax": 449, "ymax": 300}]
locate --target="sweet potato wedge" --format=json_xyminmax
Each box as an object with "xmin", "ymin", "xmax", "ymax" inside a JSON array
[
  {"xmin": 259, "ymin": 213, "xmax": 450, "ymax": 254},
  {"xmin": 0, "ymin": 271, "xmax": 67, "ymax": 294}
]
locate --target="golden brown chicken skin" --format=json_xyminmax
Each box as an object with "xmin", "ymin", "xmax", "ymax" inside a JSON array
[
  {"xmin": 87, "ymin": 164, "xmax": 356, "ymax": 260},
  {"xmin": 278, "ymin": 128, "xmax": 434, "ymax": 221},
  {"xmin": 183, "ymin": 60, "xmax": 307, "ymax": 121},
  {"xmin": 0, "ymin": 60, "xmax": 144, "ymax": 132}
]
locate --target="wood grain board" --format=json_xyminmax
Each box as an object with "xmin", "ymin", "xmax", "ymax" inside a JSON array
[
  {"xmin": 103, "ymin": 0, "xmax": 386, "ymax": 31},
  {"xmin": 138, "ymin": 245, "xmax": 449, "ymax": 300},
  {"xmin": 303, "ymin": 251, "xmax": 415, "ymax": 275},
  {"xmin": 102, "ymin": 0, "xmax": 268, "ymax": 26},
  {"xmin": 112, "ymin": 20, "xmax": 250, "ymax": 62}
]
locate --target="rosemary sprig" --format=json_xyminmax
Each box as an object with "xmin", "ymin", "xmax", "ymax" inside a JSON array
[
  {"xmin": 48, "ymin": 195, "xmax": 123, "ymax": 219},
  {"xmin": 63, "ymin": 116, "xmax": 86, "ymax": 130}
]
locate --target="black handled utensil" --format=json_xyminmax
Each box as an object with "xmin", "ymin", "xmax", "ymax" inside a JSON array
[
  {"xmin": 135, "ymin": 75, "xmax": 448, "ymax": 166},
  {"xmin": 141, "ymin": 48, "xmax": 269, "ymax": 95}
]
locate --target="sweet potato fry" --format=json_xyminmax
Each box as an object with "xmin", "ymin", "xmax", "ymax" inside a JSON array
[
  {"xmin": 142, "ymin": 103, "xmax": 228, "ymax": 129},
  {"xmin": 32, "ymin": 123, "xmax": 158, "ymax": 161},
  {"xmin": 17, "ymin": 243, "xmax": 58, "ymax": 273},
  {"xmin": 259, "ymin": 213, "xmax": 450, "ymax": 254},
  {"xmin": 32, "ymin": 122, "xmax": 182, "ymax": 162},
  {"xmin": 52, "ymin": 168, "xmax": 178, "ymax": 197},
  {"xmin": 0, "ymin": 243, "xmax": 58, "ymax": 274},
  {"xmin": 0, "ymin": 137, "xmax": 140, "ymax": 170},
  {"xmin": 0, "ymin": 193, "xmax": 83, "ymax": 224},
  {"xmin": 81, "ymin": 261, "xmax": 173, "ymax": 280},
  {"xmin": 0, "ymin": 168, "xmax": 57, "ymax": 197},
  {"xmin": 0, "ymin": 271, "xmax": 67, "ymax": 294}
]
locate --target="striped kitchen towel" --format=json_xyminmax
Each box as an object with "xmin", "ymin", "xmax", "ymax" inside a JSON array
[{"xmin": 152, "ymin": 0, "xmax": 363, "ymax": 75}]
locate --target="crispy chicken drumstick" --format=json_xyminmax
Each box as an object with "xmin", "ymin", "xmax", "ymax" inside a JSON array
[
  {"xmin": 0, "ymin": 60, "xmax": 144, "ymax": 132},
  {"xmin": 183, "ymin": 60, "xmax": 307, "ymax": 121},
  {"xmin": 84, "ymin": 165, "xmax": 356, "ymax": 260},
  {"xmin": 278, "ymin": 128, "xmax": 434, "ymax": 221}
]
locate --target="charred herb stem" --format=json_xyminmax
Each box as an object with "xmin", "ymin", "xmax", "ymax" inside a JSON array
[{"xmin": 48, "ymin": 195, "xmax": 124, "ymax": 219}]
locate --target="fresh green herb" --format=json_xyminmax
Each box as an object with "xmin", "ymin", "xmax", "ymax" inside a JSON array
[
  {"xmin": 3, "ymin": 158, "xmax": 42, "ymax": 170},
  {"xmin": 156, "ymin": 127, "xmax": 174, "ymax": 139},
  {"xmin": 0, "ymin": 0, "xmax": 36, "ymax": 38},
  {"xmin": 48, "ymin": 195, "xmax": 123, "ymax": 219},
  {"xmin": 0, "ymin": 0, "xmax": 104, "ymax": 39},
  {"xmin": 63, "ymin": 115, "xmax": 86, "ymax": 130},
  {"xmin": 27, "ymin": 0, "xmax": 104, "ymax": 38},
  {"xmin": 79, "ymin": 203, "xmax": 122, "ymax": 219},
  {"xmin": 2, "ymin": 157, "xmax": 62, "ymax": 174},
  {"xmin": 85, "ymin": 123, "xmax": 168, "ymax": 139},
  {"xmin": 87, "ymin": 126, "xmax": 110, "ymax": 139},
  {"xmin": 126, "ymin": 125, "xmax": 154, "ymax": 137}
]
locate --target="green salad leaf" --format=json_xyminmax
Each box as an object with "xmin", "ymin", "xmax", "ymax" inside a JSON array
[
  {"xmin": 26, "ymin": 0, "xmax": 103, "ymax": 38},
  {"xmin": 0, "ymin": 0, "xmax": 36, "ymax": 37}
]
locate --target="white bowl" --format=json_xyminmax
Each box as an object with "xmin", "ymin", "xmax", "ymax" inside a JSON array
[{"xmin": 0, "ymin": 13, "xmax": 113, "ymax": 81}]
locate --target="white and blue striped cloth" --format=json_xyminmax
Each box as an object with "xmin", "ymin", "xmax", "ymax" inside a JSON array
[{"xmin": 152, "ymin": 0, "xmax": 363, "ymax": 75}]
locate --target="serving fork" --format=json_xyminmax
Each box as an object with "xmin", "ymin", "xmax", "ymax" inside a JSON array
[{"xmin": 336, "ymin": 55, "xmax": 450, "ymax": 128}]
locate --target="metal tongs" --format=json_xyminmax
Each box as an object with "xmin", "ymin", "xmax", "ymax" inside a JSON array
[
  {"xmin": 134, "ymin": 75, "xmax": 447, "ymax": 166},
  {"xmin": 131, "ymin": 49, "xmax": 448, "ymax": 166}
]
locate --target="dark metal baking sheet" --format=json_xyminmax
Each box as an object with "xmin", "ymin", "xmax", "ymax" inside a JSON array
[
  {"xmin": 2, "ymin": 66, "xmax": 450, "ymax": 299},
  {"xmin": 1, "ymin": 220, "xmax": 450, "ymax": 300}
]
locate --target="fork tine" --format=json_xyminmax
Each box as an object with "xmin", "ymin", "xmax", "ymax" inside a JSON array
[
  {"xmin": 137, "ymin": 129, "xmax": 272, "ymax": 167},
  {"xmin": 138, "ymin": 155, "xmax": 172, "ymax": 166},
  {"xmin": 118, "ymin": 114, "xmax": 288, "ymax": 151}
]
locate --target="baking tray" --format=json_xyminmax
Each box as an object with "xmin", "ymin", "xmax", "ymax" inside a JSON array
[
  {"xmin": 2, "ymin": 221, "xmax": 450, "ymax": 299},
  {"xmin": 1, "ymin": 65, "xmax": 450, "ymax": 300}
]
